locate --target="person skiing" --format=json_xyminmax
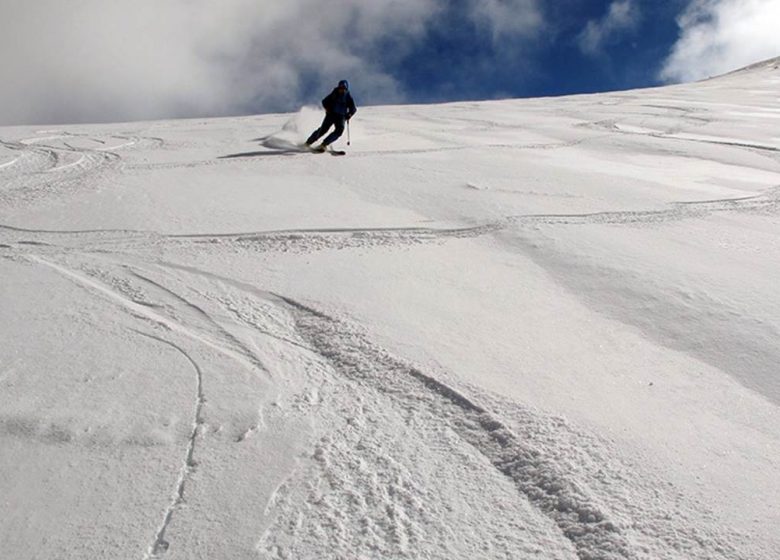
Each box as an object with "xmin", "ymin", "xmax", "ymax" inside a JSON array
[{"xmin": 305, "ymin": 80, "xmax": 356, "ymax": 152}]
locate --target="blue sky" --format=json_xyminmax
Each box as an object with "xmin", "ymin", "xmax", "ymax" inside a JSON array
[
  {"xmin": 1, "ymin": 0, "xmax": 778, "ymax": 125},
  {"xmin": 382, "ymin": 1, "xmax": 686, "ymax": 103}
]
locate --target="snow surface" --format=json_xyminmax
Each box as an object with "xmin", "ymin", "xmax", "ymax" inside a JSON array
[{"xmin": 2, "ymin": 57, "xmax": 780, "ymax": 560}]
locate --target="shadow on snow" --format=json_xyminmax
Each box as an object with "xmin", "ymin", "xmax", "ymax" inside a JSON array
[{"xmin": 219, "ymin": 136, "xmax": 307, "ymax": 159}]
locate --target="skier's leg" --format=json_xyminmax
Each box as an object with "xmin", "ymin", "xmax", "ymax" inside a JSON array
[
  {"xmin": 305, "ymin": 124, "xmax": 325, "ymax": 145},
  {"xmin": 306, "ymin": 114, "xmax": 334, "ymax": 145},
  {"xmin": 321, "ymin": 116, "xmax": 345, "ymax": 146}
]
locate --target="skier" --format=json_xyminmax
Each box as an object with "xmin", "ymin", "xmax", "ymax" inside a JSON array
[{"xmin": 305, "ymin": 80, "xmax": 356, "ymax": 152}]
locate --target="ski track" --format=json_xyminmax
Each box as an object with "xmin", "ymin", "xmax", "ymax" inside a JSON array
[
  {"xmin": 258, "ymin": 293, "xmax": 739, "ymax": 560},
  {"xmin": 276, "ymin": 294, "xmax": 632, "ymax": 558},
  {"xmin": 2, "ymin": 183, "xmax": 778, "ymax": 259},
  {"xmin": 145, "ymin": 262, "xmax": 743, "ymax": 560},
  {"xmin": 128, "ymin": 268, "xmax": 270, "ymax": 374},
  {"xmin": 6, "ymin": 243, "xmax": 751, "ymax": 558},
  {"xmin": 12, "ymin": 242, "xmax": 752, "ymax": 560},
  {"xmin": 3, "ymin": 73, "xmax": 779, "ymax": 558},
  {"xmin": 21, "ymin": 254, "xmax": 272, "ymax": 557},
  {"xmin": 27, "ymin": 255, "xmax": 269, "ymax": 380},
  {"xmin": 590, "ymin": 119, "xmax": 780, "ymax": 156},
  {"xmin": 133, "ymin": 330, "xmax": 205, "ymax": 560},
  {"xmin": 0, "ymin": 132, "xmax": 164, "ymax": 208}
]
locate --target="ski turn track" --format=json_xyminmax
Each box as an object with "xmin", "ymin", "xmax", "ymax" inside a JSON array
[
  {"xmin": 253, "ymin": 291, "xmax": 741, "ymax": 560},
  {"xmin": 140, "ymin": 261, "xmax": 744, "ymax": 560},
  {"xmin": 0, "ymin": 131, "xmax": 164, "ymax": 208},
  {"xmin": 3, "ymin": 243, "xmax": 751, "ymax": 559},
  {"xmin": 16, "ymin": 247, "xmax": 746, "ymax": 558}
]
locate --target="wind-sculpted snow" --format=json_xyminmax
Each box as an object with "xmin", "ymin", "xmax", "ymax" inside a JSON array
[{"xmin": 2, "ymin": 60, "xmax": 780, "ymax": 559}]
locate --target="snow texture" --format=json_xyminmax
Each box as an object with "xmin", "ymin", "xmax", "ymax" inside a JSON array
[{"xmin": 1, "ymin": 57, "xmax": 780, "ymax": 559}]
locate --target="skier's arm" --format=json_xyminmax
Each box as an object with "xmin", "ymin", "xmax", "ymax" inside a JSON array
[{"xmin": 322, "ymin": 92, "xmax": 335, "ymax": 112}]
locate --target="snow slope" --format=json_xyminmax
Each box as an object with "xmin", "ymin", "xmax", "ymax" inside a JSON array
[{"xmin": 2, "ymin": 57, "xmax": 779, "ymax": 559}]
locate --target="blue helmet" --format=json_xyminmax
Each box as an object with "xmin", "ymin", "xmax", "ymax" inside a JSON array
[{"xmin": 338, "ymin": 80, "xmax": 349, "ymax": 90}]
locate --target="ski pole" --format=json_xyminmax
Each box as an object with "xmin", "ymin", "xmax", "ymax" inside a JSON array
[{"xmin": 347, "ymin": 118, "xmax": 351, "ymax": 146}]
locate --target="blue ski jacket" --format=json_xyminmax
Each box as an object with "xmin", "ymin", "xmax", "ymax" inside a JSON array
[{"xmin": 322, "ymin": 88, "xmax": 356, "ymax": 118}]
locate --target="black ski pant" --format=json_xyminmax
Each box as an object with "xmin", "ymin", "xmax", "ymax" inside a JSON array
[{"xmin": 306, "ymin": 112, "xmax": 345, "ymax": 146}]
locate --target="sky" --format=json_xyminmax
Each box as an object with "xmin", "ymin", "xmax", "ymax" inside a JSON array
[{"xmin": 1, "ymin": 0, "xmax": 779, "ymax": 126}]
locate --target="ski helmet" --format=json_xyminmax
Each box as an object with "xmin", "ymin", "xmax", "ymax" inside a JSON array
[{"xmin": 338, "ymin": 80, "xmax": 349, "ymax": 90}]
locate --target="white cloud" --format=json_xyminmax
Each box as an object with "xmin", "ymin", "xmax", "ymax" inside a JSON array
[
  {"xmin": 468, "ymin": 0, "xmax": 546, "ymax": 43},
  {"xmin": 0, "ymin": 0, "xmax": 553, "ymax": 126},
  {"xmin": 577, "ymin": 0, "xmax": 642, "ymax": 56},
  {"xmin": 0, "ymin": 0, "xmax": 443, "ymax": 125},
  {"xmin": 661, "ymin": 0, "xmax": 780, "ymax": 82}
]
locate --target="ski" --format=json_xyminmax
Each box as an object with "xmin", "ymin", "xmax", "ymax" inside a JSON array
[{"xmin": 304, "ymin": 145, "xmax": 346, "ymax": 156}]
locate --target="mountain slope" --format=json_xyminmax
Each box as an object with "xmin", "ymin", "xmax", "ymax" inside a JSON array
[{"xmin": 1, "ymin": 60, "xmax": 779, "ymax": 559}]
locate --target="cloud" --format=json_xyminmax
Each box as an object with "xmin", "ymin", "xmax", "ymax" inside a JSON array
[
  {"xmin": 468, "ymin": 0, "xmax": 545, "ymax": 43},
  {"xmin": 0, "ymin": 0, "xmax": 552, "ymax": 126},
  {"xmin": 660, "ymin": 0, "xmax": 780, "ymax": 82},
  {"xmin": 0, "ymin": 0, "xmax": 442, "ymax": 125},
  {"xmin": 577, "ymin": 0, "xmax": 642, "ymax": 56}
]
